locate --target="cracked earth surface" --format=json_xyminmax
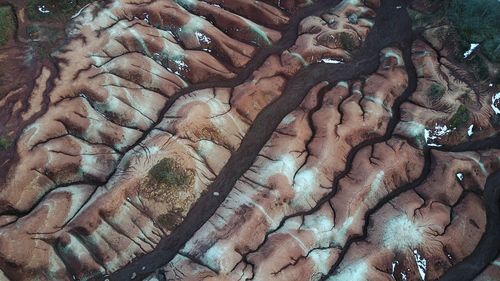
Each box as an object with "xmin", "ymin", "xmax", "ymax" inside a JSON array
[{"xmin": 0, "ymin": 0, "xmax": 499, "ymax": 280}]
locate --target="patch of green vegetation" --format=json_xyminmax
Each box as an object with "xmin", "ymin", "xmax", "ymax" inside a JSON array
[
  {"xmin": 157, "ymin": 209, "xmax": 183, "ymax": 231},
  {"xmin": 427, "ymin": 83, "xmax": 446, "ymax": 101},
  {"xmin": 407, "ymin": 7, "xmax": 446, "ymax": 30},
  {"xmin": 338, "ymin": 32, "xmax": 356, "ymax": 52},
  {"xmin": 0, "ymin": 6, "xmax": 16, "ymax": 47},
  {"xmin": 0, "ymin": 137, "xmax": 12, "ymax": 151},
  {"xmin": 27, "ymin": 0, "xmax": 95, "ymax": 21},
  {"xmin": 447, "ymin": 0, "xmax": 500, "ymax": 62},
  {"xmin": 449, "ymin": 104, "xmax": 470, "ymax": 128},
  {"xmin": 148, "ymin": 158, "xmax": 194, "ymax": 188}
]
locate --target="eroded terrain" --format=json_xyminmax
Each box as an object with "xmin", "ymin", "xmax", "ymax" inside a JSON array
[{"xmin": 0, "ymin": 0, "xmax": 499, "ymax": 280}]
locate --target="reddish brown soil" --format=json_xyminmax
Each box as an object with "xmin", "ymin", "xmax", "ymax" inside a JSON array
[{"xmin": 0, "ymin": 0, "xmax": 498, "ymax": 281}]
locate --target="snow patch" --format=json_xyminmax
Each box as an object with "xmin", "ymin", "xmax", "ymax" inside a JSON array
[
  {"xmin": 206, "ymin": 96, "xmax": 228, "ymax": 116},
  {"xmin": 309, "ymin": 248, "xmax": 332, "ymax": 273},
  {"xmin": 176, "ymin": 0, "xmax": 198, "ymax": 8},
  {"xmin": 467, "ymin": 124, "xmax": 474, "ymax": 136},
  {"xmin": 465, "ymin": 154, "xmax": 488, "ymax": 175},
  {"xmin": 72, "ymin": 4, "xmax": 91, "ymax": 19},
  {"xmin": 383, "ymin": 215, "xmax": 423, "ymax": 251},
  {"xmin": 304, "ymin": 213, "xmax": 335, "ymax": 236},
  {"xmin": 321, "ymin": 58, "xmax": 343, "ymax": 64},
  {"xmin": 260, "ymin": 153, "xmax": 297, "ymax": 184},
  {"xmin": 0, "ymin": 269, "xmax": 8, "ymax": 281},
  {"xmin": 90, "ymin": 55, "xmax": 107, "ymax": 66},
  {"xmin": 80, "ymin": 154, "xmax": 100, "ymax": 176},
  {"xmin": 173, "ymin": 58, "xmax": 189, "ymax": 75},
  {"xmin": 195, "ymin": 31, "xmax": 211, "ymax": 44},
  {"xmin": 281, "ymin": 113, "xmax": 296, "ymax": 126},
  {"xmin": 329, "ymin": 261, "xmax": 369, "ymax": 281},
  {"xmin": 391, "ymin": 260, "xmax": 399, "ymax": 274},
  {"xmin": 456, "ymin": 172, "xmax": 464, "ymax": 181},
  {"xmin": 38, "ymin": 5, "xmax": 51, "ymax": 14},
  {"xmin": 371, "ymin": 171, "xmax": 385, "ymax": 191},
  {"xmin": 201, "ymin": 243, "xmax": 227, "ymax": 272},
  {"xmin": 337, "ymin": 81, "xmax": 349, "ymax": 88},
  {"xmin": 383, "ymin": 49, "xmax": 404, "ymax": 66},
  {"xmin": 334, "ymin": 217, "xmax": 354, "ymax": 245},
  {"xmin": 288, "ymin": 51, "xmax": 308, "ymax": 66},
  {"xmin": 197, "ymin": 140, "xmax": 215, "ymax": 158},
  {"xmin": 400, "ymin": 121, "xmax": 426, "ymax": 138},
  {"xmin": 367, "ymin": 171, "xmax": 385, "ymax": 201},
  {"xmin": 424, "ymin": 123, "xmax": 454, "ymax": 147},
  {"xmin": 491, "ymin": 92, "xmax": 500, "ymax": 114},
  {"xmin": 292, "ymin": 168, "xmax": 318, "ymax": 206},
  {"xmin": 145, "ymin": 145, "xmax": 162, "ymax": 156},
  {"xmin": 413, "ymin": 249, "xmax": 427, "ymax": 280},
  {"xmin": 463, "ymin": 43, "xmax": 479, "ymax": 59},
  {"xmin": 143, "ymin": 13, "xmax": 150, "ymax": 24}
]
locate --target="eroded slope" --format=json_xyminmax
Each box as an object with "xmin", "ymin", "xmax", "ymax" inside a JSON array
[{"xmin": 0, "ymin": 0, "xmax": 498, "ymax": 281}]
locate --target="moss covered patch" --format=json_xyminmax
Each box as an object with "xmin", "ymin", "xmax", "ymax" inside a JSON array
[
  {"xmin": 0, "ymin": 137, "xmax": 12, "ymax": 151},
  {"xmin": 427, "ymin": 83, "xmax": 446, "ymax": 101},
  {"xmin": 338, "ymin": 32, "xmax": 356, "ymax": 52},
  {"xmin": 407, "ymin": 7, "xmax": 446, "ymax": 30},
  {"xmin": 449, "ymin": 104, "xmax": 470, "ymax": 128},
  {"xmin": 0, "ymin": 6, "xmax": 16, "ymax": 47},
  {"xmin": 139, "ymin": 158, "xmax": 195, "ymax": 202},
  {"xmin": 148, "ymin": 158, "xmax": 194, "ymax": 187},
  {"xmin": 192, "ymin": 126, "xmax": 226, "ymax": 147},
  {"xmin": 27, "ymin": 0, "xmax": 95, "ymax": 21},
  {"xmin": 157, "ymin": 209, "xmax": 184, "ymax": 231}
]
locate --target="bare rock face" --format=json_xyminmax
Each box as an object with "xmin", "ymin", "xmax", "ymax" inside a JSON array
[{"xmin": 0, "ymin": 0, "xmax": 498, "ymax": 281}]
